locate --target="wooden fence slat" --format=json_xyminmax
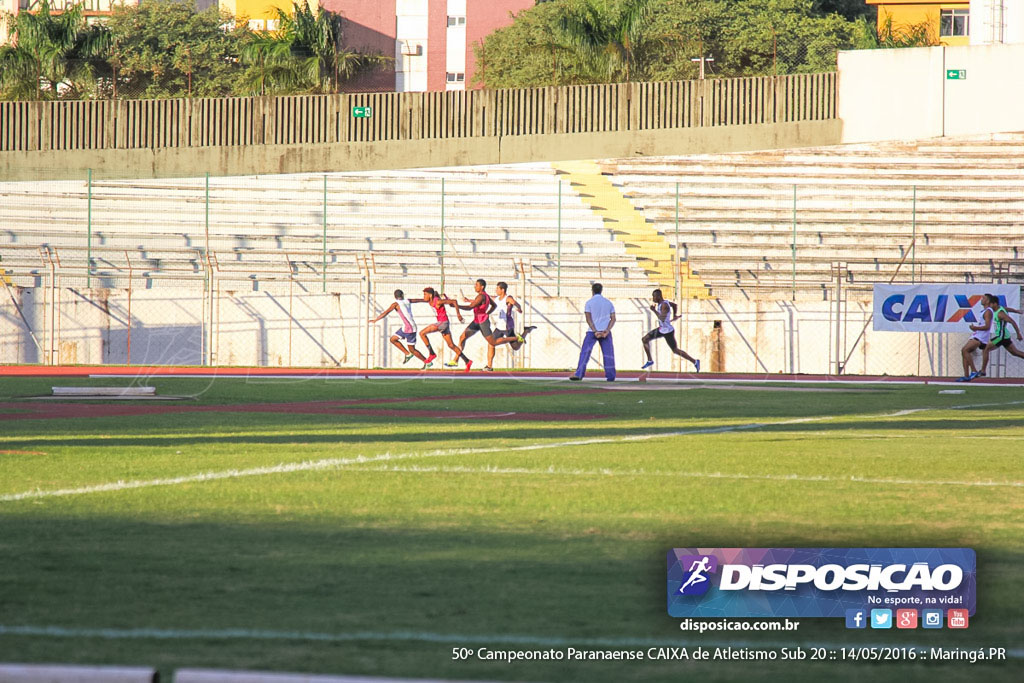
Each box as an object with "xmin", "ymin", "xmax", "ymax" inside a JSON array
[{"xmin": 0, "ymin": 73, "xmax": 837, "ymax": 153}]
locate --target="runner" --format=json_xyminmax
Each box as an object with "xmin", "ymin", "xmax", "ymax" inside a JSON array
[
  {"xmin": 485, "ymin": 281, "xmax": 537, "ymax": 371},
  {"xmin": 640, "ymin": 289, "xmax": 699, "ymax": 372},
  {"xmin": 957, "ymin": 296, "xmax": 995, "ymax": 382},
  {"xmin": 977, "ymin": 294, "xmax": 1024, "ymax": 378},
  {"xmin": 414, "ymin": 287, "xmax": 470, "ymax": 369},
  {"xmin": 454, "ymin": 278, "xmax": 497, "ymax": 372},
  {"xmin": 368, "ymin": 289, "xmax": 427, "ymax": 367}
]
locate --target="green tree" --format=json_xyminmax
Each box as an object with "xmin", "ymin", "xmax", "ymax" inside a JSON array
[
  {"xmin": 642, "ymin": 0, "xmax": 729, "ymax": 81},
  {"xmin": 863, "ymin": 14, "xmax": 938, "ymax": 48},
  {"xmin": 239, "ymin": 3, "xmax": 390, "ymax": 95},
  {"xmin": 105, "ymin": 0, "xmax": 247, "ymax": 98},
  {"xmin": 479, "ymin": 0, "xmax": 870, "ymax": 87},
  {"xmin": 559, "ymin": 0, "xmax": 652, "ymax": 82},
  {"xmin": 717, "ymin": 0, "xmax": 861, "ymax": 76},
  {"xmin": 473, "ymin": 1, "xmax": 585, "ymax": 88},
  {"xmin": 0, "ymin": 0, "xmax": 108, "ymax": 101}
]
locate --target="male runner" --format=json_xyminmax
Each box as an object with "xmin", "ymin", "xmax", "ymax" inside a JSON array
[
  {"xmin": 977, "ymin": 294, "xmax": 1024, "ymax": 378},
  {"xmin": 414, "ymin": 287, "xmax": 471, "ymax": 369},
  {"xmin": 958, "ymin": 296, "xmax": 995, "ymax": 382},
  {"xmin": 485, "ymin": 281, "xmax": 537, "ymax": 371},
  {"xmin": 640, "ymin": 289, "xmax": 699, "ymax": 372},
  {"xmin": 368, "ymin": 289, "xmax": 427, "ymax": 366},
  {"xmin": 455, "ymin": 278, "xmax": 497, "ymax": 372}
]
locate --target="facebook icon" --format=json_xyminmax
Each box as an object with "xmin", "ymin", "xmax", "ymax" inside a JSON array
[{"xmin": 845, "ymin": 609, "xmax": 867, "ymax": 629}]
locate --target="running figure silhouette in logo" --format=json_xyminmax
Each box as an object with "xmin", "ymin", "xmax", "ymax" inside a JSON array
[{"xmin": 679, "ymin": 556, "xmax": 712, "ymax": 594}]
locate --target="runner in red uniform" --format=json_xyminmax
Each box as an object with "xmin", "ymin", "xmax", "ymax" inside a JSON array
[
  {"xmin": 413, "ymin": 287, "xmax": 469, "ymax": 368},
  {"xmin": 455, "ymin": 279, "xmax": 498, "ymax": 372}
]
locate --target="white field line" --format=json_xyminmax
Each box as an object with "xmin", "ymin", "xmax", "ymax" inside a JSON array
[
  {"xmin": 343, "ymin": 464, "xmax": 1024, "ymax": 489},
  {"xmin": 3, "ymin": 400, "xmax": 1022, "ymax": 504},
  {"xmin": 0, "ymin": 624, "xmax": 1020, "ymax": 660},
  {"xmin": 0, "ymin": 418, "xmax": 819, "ymax": 503}
]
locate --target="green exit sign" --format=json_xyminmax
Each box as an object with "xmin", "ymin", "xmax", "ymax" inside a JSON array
[
  {"xmin": 946, "ymin": 69, "xmax": 966, "ymax": 80},
  {"xmin": 352, "ymin": 106, "xmax": 373, "ymax": 118}
]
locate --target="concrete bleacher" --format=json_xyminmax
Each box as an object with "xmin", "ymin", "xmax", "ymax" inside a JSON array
[
  {"xmin": 0, "ymin": 163, "xmax": 645, "ymax": 297},
  {"xmin": 2, "ymin": 135, "xmax": 1022, "ymax": 301},
  {"xmin": 601, "ymin": 132, "xmax": 1024, "ymax": 297}
]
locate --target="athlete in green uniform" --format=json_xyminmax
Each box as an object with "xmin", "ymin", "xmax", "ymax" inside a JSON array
[{"xmin": 977, "ymin": 293, "xmax": 1024, "ymax": 379}]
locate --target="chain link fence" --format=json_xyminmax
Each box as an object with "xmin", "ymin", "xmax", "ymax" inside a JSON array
[{"xmin": 1, "ymin": 164, "xmax": 1022, "ymax": 377}]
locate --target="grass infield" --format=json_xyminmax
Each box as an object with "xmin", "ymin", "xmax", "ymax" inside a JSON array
[{"xmin": 0, "ymin": 376, "xmax": 1022, "ymax": 682}]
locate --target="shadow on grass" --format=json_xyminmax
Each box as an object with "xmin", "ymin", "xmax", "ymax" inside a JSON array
[
  {"xmin": 0, "ymin": 514, "xmax": 1020, "ymax": 683},
  {"xmin": 8, "ymin": 413, "xmax": 1024, "ymax": 451}
]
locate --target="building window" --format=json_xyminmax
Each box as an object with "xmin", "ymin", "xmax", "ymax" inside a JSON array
[
  {"xmin": 940, "ymin": 9, "xmax": 969, "ymax": 37},
  {"xmin": 447, "ymin": 16, "xmax": 466, "ymax": 27},
  {"xmin": 446, "ymin": 72, "xmax": 465, "ymax": 83}
]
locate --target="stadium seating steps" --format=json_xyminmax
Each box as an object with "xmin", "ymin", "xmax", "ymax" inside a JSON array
[{"xmin": 2, "ymin": 135, "xmax": 1022, "ymax": 299}]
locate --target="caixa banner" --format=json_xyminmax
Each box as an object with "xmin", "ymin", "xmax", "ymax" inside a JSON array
[
  {"xmin": 873, "ymin": 284, "xmax": 1020, "ymax": 333},
  {"xmin": 667, "ymin": 548, "xmax": 976, "ymax": 618}
]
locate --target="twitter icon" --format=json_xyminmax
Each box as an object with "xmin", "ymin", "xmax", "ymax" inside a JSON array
[{"xmin": 870, "ymin": 609, "xmax": 893, "ymax": 629}]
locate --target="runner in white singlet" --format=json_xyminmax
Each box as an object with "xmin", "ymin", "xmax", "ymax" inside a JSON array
[
  {"xmin": 486, "ymin": 282, "xmax": 537, "ymax": 371},
  {"xmin": 369, "ymin": 289, "xmax": 428, "ymax": 367},
  {"xmin": 641, "ymin": 288, "xmax": 699, "ymax": 372},
  {"xmin": 958, "ymin": 301, "xmax": 993, "ymax": 381}
]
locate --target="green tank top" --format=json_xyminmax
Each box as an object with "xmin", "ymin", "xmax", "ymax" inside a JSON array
[{"xmin": 991, "ymin": 306, "xmax": 1010, "ymax": 343}]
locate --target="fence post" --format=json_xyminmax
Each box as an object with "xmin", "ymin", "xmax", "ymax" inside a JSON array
[
  {"xmin": 791, "ymin": 184, "xmax": 797, "ymax": 301},
  {"xmin": 440, "ymin": 177, "xmax": 446, "ymax": 293},
  {"xmin": 911, "ymin": 185, "xmax": 917, "ymax": 284},
  {"xmin": 674, "ymin": 181, "xmax": 680, "ymax": 301},
  {"xmin": 323, "ymin": 174, "xmax": 328, "ymax": 293},
  {"xmin": 204, "ymin": 172, "xmax": 210, "ymax": 258},
  {"xmin": 87, "ymin": 168, "xmax": 92, "ymax": 288},
  {"xmin": 557, "ymin": 178, "xmax": 562, "ymax": 297}
]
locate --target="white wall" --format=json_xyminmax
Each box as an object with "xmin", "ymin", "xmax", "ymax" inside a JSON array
[
  {"xmin": 396, "ymin": 0, "xmax": 429, "ymax": 92},
  {"xmin": 838, "ymin": 43, "xmax": 1024, "ymax": 143},
  {"xmin": 5, "ymin": 285, "xmax": 1019, "ymax": 378},
  {"xmin": 971, "ymin": 0, "xmax": 1024, "ymax": 45}
]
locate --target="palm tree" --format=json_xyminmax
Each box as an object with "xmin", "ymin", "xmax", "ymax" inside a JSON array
[
  {"xmin": 240, "ymin": 3, "xmax": 390, "ymax": 95},
  {"xmin": 0, "ymin": 0, "xmax": 108, "ymax": 100},
  {"xmin": 559, "ymin": 0, "xmax": 652, "ymax": 83},
  {"xmin": 240, "ymin": 30, "xmax": 304, "ymax": 96}
]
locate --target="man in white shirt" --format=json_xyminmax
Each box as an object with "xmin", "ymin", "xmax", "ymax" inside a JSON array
[{"xmin": 570, "ymin": 282, "xmax": 616, "ymax": 381}]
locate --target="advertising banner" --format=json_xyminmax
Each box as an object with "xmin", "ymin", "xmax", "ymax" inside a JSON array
[
  {"xmin": 667, "ymin": 547, "xmax": 976, "ymax": 619},
  {"xmin": 873, "ymin": 284, "xmax": 1021, "ymax": 332}
]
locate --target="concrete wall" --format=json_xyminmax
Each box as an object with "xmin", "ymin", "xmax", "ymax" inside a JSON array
[
  {"xmin": 3, "ymin": 284, "xmax": 1015, "ymax": 378},
  {"xmin": 0, "ymin": 119, "xmax": 842, "ymax": 182},
  {"xmin": 838, "ymin": 43, "xmax": 1024, "ymax": 142},
  {"xmin": 971, "ymin": 0, "xmax": 1024, "ymax": 45}
]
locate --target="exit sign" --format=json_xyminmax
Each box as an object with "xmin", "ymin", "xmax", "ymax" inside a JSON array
[
  {"xmin": 352, "ymin": 106, "xmax": 373, "ymax": 118},
  {"xmin": 946, "ymin": 69, "xmax": 966, "ymax": 80}
]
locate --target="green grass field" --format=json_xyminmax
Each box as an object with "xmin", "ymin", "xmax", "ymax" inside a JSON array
[{"xmin": 1, "ymin": 376, "xmax": 1022, "ymax": 682}]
